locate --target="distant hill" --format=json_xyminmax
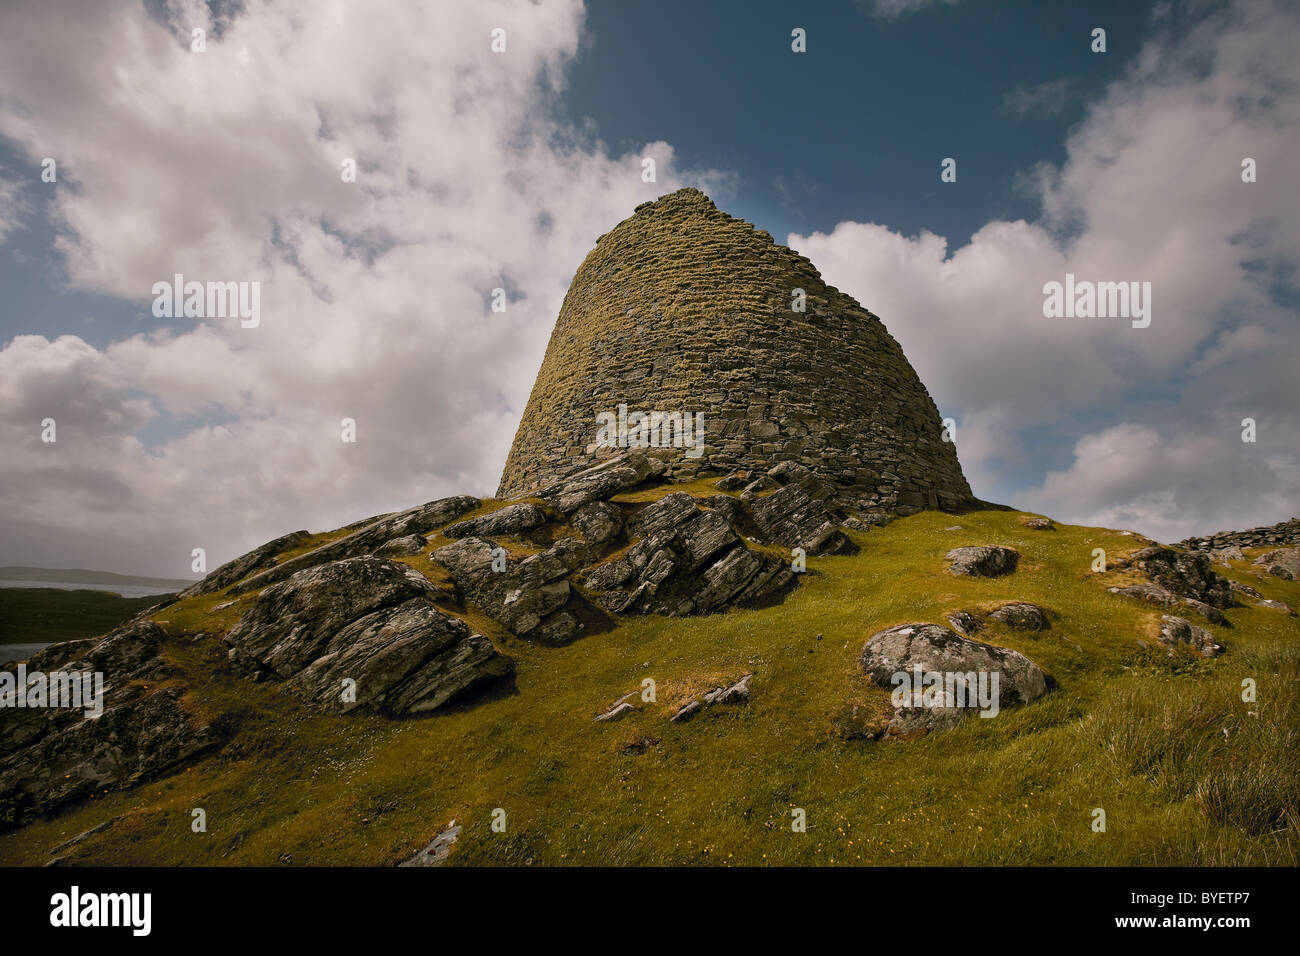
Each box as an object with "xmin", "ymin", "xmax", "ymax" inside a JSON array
[{"xmin": 0, "ymin": 566, "xmax": 195, "ymax": 589}]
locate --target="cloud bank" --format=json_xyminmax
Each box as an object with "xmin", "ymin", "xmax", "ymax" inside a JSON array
[{"xmin": 790, "ymin": 0, "xmax": 1299, "ymax": 543}]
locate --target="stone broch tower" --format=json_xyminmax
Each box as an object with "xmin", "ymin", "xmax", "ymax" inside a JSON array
[{"xmin": 498, "ymin": 187, "xmax": 974, "ymax": 516}]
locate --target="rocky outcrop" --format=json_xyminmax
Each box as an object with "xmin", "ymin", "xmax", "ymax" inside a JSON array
[
  {"xmin": 1254, "ymin": 548, "xmax": 1300, "ymax": 580},
  {"xmin": 532, "ymin": 455, "xmax": 663, "ymax": 513},
  {"xmin": 1128, "ymin": 546, "xmax": 1233, "ymax": 609},
  {"xmin": 860, "ymin": 622, "xmax": 1047, "ymax": 712},
  {"xmin": 442, "ymin": 503, "xmax": 548, "ymax": 540},
  {"xmin": 670, "ymin": 674, "xmax": 753, "ymax": 722},
  {"xmin": 584, "ymin": 493, "xmax": 794, "ymax": 615},
  {"xmin": 1157, "ymin": 615, "xmax": 1224, "ymax": 657},
  {"xmin": 946, "ymin": 546, "xmax": 1019, "ymax": 577},
  {"xmin": 433, "ymin": 536, "xmax": 589, "ymax": 645},
  {"xmin": 1107, "ymin": 583, "xmax": 1230, "ymax": 627},
  {"xmin": 744, "ymin": 462, "xmax": 848, "ymax": 555},
  {"xmin": 225, "ymin": 556, "xmax": 512, "ymax": 713},
  {"xmin": 179, "ymin": 529, "xmax": 311, "ymax": 598},
  {"xmin": 0, "ymin": 620, "xmax": 227, "ymax": 831},
  {"xmin": 228, "ymin": 495, "xmax": 480, "ymax": 596},
  {"xmin": 570, "ymin": 501, "xmax": 624, "ymax": 545}
]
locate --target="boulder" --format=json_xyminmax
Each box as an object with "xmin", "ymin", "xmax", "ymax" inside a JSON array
[
  {"xmin": 442, "ymin": 503, "xmax": 547, "ymax": 540},
  {"xmin": 946, "ymin": 546, "xmax": 1019, "ymax": 577},
  {"xmin": 375, "ymin": 533, "xmax": 427, "ymax": 556},
  {"xmin": 570, "ymin": 500, "xmax": 624, "ymax": 545},
  {"xmin": 988, "ymin": 602, "xmax": 1050, "ymax": 631},
  {"xmin": 860, "ymin": 623, "xmax": 1047, "ymax": 710},
  {"xmin": 1130, "ymin": 546, "xmax": 1233, "ymax": 609},
  {"xmin": 1254, "ymin": 548, "xmax": 1300, "ymax": 580},
  {"xmin": 1157, "ymin": 615, "xmax": 1224, "ymax": 658},
  {"xmin": 1022, "ymin": 517, "xmax": 1056, "ymax": 531}
]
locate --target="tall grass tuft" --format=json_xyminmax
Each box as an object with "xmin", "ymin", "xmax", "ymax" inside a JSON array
[{"xmin": 1091, "ymin": 642, "xmax": 1300, "ymax": 838}]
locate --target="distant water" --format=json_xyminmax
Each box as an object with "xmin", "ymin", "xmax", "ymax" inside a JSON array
[
  {"xmin": 0, "ymin": 579, "xmax": 177, "ymax": 599},
  {"xmin": 0, "ymin": 643, "xmax": 52, "ymax": 664}
]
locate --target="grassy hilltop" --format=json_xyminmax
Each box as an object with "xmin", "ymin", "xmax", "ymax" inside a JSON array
[{"xmin": 1, "ymin": 484, "xmax": 1296, "ymax": 867}]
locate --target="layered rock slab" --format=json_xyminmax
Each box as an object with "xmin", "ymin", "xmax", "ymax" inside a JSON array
[{"xmin": 225, "ymin": 556, "xmax": 512, "ymax": 714}]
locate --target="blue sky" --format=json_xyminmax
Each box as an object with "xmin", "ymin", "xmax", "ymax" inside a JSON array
[
  {"xmin": 562, "ymin": 0, "xmax": 1149, "ymax": 247},
  {"xmin": 0, "ymin": 0, "xmax": 1296, "ymax": 576}
]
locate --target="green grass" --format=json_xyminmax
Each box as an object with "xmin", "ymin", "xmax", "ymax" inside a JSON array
[
  {"xmin": 2, "ymin": 509, "xmax": 1296, "ymax": 866},
  {"xmin": 0, "ymin": 588, "xmax": 170, "ymax": 645}
]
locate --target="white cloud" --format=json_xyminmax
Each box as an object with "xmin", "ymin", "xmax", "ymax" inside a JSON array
[
  {"xmin": 0, "ymin": 0, "xmax": 709, "ymax": 575},
  {"xmin": 790, "ymin": 0, "xmax": 1300, "ymax": 540},
  {"xmin": 865, "ymin": 0, "xmax": 963, "ymax": 21}
]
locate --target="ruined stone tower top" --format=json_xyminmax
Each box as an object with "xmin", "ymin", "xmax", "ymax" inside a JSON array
[{"xmin": 497, "ymin": 187, "xmax": 974, "ymax": 516}]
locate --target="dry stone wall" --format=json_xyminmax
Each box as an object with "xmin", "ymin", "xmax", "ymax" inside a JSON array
[{"xmin": 498, "ymin": 188, "xmax": 974, "ymax": 515}]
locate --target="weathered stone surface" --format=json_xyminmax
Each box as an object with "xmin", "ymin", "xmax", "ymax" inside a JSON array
[
  {"xmin": 590, "ymin": 493, "xmax": 793, "ymax": 615},
  {"xmin": 1130, "ymin": 546, "xmax": 1233, "ymax": 609},
  {"xmin": 988, "ymin": 602, "xmax": 1050, "ymax": 631},
  {"xmin": 570, "ymin": 500, "xmax": 624, "ymax": 545},
  {"xmin": 1178, "ymin": 517, "xmax": 1300, "ymax": 552},
  {"xmin": 375, "ymin": 533, "xmax": 427, "ymax": 556},
  {"xmin": 180, "ymin": 529, "xmax": 311, "ymax": 598},
  {"xmin": 1107, "ymin": 584, "xmax": 1230, "ymax": 626},
  {"xmin": 533, "ymin": 454, "xmax": 660, "ymax": 513},
  {"xmin": 1257, "ymin": 599, "xmax": 1297, "ymax": 616},
  {"xmin": 946, "ymin": 610, "xmax": 980, "ymax": 636},
  {"xmin": 226, "ymin": 557, "xmax": 440, "ymax": 678},
  {"xmin": 702, "ymin": 673, "xmax": 752, "ymax": 705},
  {"xmin": 946, "ymin": 546, "xmax": 1019, "ymax": 577},
  {"xmin": 230, "ymin": 495, "xmax": 480, "ymax": 595},
  {"xmin": 1209, "ymin": 545, "xmax": 1244, "ymax": 565},
  {"xmin": 1022, "ymin": 517, "xmax": 1056, "ymax": 531},
  {"xmin": 1254, "ymin": 548, "xmax": 1300, "ymax": 580},
  {"xmin": 670, "ymin": 675, "xmax": 753, "ymax": 722},
  {"xmin": 1158, "ymin": 615, "xmax": 1224, "ymax": 657},
  {"xmin": 286, "ymin": 600, "xmax": 512, "ymax": 715},
  {"xmin": 747, "ymin": 463, "xmax": 847, "ymax": 555},
  {"xmin": 442, "ymin": 503, "xmax": 547, "ymax": 540},
  {"xmin": 859, "ymin": 623, "xmax": 1047, "ymax": 710},
  {"xmin": 885, "ymin": 692, "xmax": 968, "ymax": 737},
  {"xmin": 399, "ymin": 820, "xmax": 461, "ymax": 867},
  {"xmin": 432, "ymin": 536, "xmax": 588, "ymax": 644},
  {"xmin": 594, "ymin": 700, "xmax": 636, "ymax": 722},
  {"xmin": 0, "ymin": 620, "xmax": 227, "ymax": 831},
  {"xmin": 223, "ymin": 557, "xmax": 511, "ymax": 715},
  {"xmin": 497, "ymin": 187, "xmax": 975, "ymax": 517}
]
